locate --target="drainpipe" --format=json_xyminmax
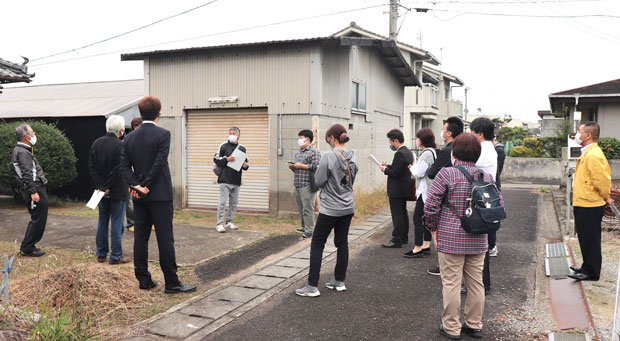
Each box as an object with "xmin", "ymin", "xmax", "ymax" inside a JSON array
[
  {"xmin": 412, "ymin": 55, "xmax": 434, "ymax": 85},
  {"xmin": 278, "ymin": 114, "xmax": 283, "ymax": 156}
]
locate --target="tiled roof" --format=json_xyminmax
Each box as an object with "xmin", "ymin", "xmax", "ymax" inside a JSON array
[
  {"xmin": 550, "ymin": 79, "xmax": 620, "ymax": 96},
  {"xmin": 0, "ymin": 57, "xmax": 35, "ymax": 84}
]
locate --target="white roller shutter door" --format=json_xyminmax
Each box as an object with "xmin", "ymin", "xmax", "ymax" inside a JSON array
[{"xmin": 186, "ymin": 110, "xmax": 269, "ymax": 212}]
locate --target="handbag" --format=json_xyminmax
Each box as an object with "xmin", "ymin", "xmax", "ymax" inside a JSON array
[
  {"xmin": 408, "ymin": 178, "xmax": 417, "ymax": 201},
  {"xmin": 213, "ymin": 165, "xmax": 223, "ymax": 177},
  {"xmin": 309, "ymin": 170, "xmax": 319, "ymax": 193}
]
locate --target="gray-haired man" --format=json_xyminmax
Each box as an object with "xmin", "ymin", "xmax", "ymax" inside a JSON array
[
  {"xmin": 12, "ymin": 124, "xmax": 48, "ymax": 257},
  {"xmin": 213, "ymin": 127, "xmax": 249, "ymax": 233}
]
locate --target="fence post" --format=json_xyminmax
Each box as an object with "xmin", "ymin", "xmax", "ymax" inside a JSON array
[{"xmin": 1, "ymin": 255, "xmax": 14, "ymax": 305}]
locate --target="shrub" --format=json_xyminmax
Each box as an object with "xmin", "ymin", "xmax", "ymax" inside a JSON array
[
  {"xmin": 497, "ymin": 126, "xmax": 529, "ymax": 145},
  {"xmin": 509, "ymin": 146, "xmax": 539, "ymax": 157},
  {"xmin": 0, "ymin": 121, "xmax": 77, "ymax": 192},
  {"xmin": 539, "ymin": 136, "xmax": 565, "ymax": 158},
  {"xmin": 599, "ymin": 137, "xmax": 620, "ymax": 159},
  {"xmin": 522, "ymin": 137, "xmax": 543, "ymax": 157}
]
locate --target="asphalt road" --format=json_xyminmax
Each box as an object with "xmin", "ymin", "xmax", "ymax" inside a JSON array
[{"xmin": 204, "ymin": 189, "xmax": 540, "ymax": 340}]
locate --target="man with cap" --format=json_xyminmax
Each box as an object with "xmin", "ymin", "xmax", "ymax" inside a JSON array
[{"xmin": 213, "ymin": 127, "xmax": 249, "ymax": 233}]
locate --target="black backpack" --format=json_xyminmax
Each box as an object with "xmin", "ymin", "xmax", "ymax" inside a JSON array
[{"xmin": 451, "ymin": 165, "xmax": 506, "ymax": 235}]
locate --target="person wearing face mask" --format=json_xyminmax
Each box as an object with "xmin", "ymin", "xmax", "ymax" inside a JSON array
[
  {"xmin": 568, "ymin": 121, "xmax": 612, "ymax": 282},
  {"xmin": 296, "ymin": 124, "xmax": 357, "ymax": 297},
  {"xmin": 380, "ymin": 129, "xmax": 415, "ymax": 248},
  {"xmin": 404, "ymin": 128, "xmax": 437, "ymax": 258},
  {"xmin": 289, "ymin": 130, "xmax": 321, "ymax": 239},
  {"xmin": 425, "ymin": 116, "xmax": 463, "ymax": 276},
  {"xmin": 89, "ymin": 115, "xmax": 130, "ymax": 265},
  {"xmin": 11, "ymin": 124, "xmax": 49, "ymax": 257},
  {"xmin": 213, "ymin": 127, "xmax": 249, "ymax": 233}
]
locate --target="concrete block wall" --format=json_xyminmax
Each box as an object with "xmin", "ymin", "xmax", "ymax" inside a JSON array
[{"xmin": 502, "ymin": 157, "xmax": 620, "ymax": 181}]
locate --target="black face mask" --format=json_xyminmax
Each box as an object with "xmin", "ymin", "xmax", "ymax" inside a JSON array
[{"xmin": 389, "ymin": 144, "xmax": 397, "ymax": 151}]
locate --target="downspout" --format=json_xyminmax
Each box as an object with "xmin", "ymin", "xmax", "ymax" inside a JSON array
[
  {"xmin": 278, "ymin": 114, "xmax": 283, "ymax": 156},
  {"xmin": 412, "ymin": 55, "xmax": 435, "ymax": 85}
]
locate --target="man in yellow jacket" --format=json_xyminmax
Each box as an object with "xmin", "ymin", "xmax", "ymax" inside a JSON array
[{"xmin": 569, "ymin": 121, "xmax": 612, "ymax": 281}]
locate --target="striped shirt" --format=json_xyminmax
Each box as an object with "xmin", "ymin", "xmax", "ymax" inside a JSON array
[{"xmin": 423, "ymin": 161, "xmax": 503, "ymax": 255}]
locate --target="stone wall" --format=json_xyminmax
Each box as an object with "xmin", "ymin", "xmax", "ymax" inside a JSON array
[{"xmin": 503, "ymin": 157, "xmax": 620, "ymax": 181}]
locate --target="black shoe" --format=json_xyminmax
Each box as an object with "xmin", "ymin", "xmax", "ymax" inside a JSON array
[
  {"xmin": 97, "ymin": 256, "xmax": 107, "ymax": 263},
  {"xmin": 140, "ymin": 280, "xmax": 158, "ymax": 290},
  {"xmin": 165, "ymin": 283, "xmax": 197, "ymax": 294},
  {"xmin": 109, "ymin": 256, "xmax": 131, "ymax": 265},
  {"xmin": 403, "ymin": 250, "xmax": 424, "ymax": 258},
  {"xmin": 428, "ymin": 265, "xmax": 440, "ymax": 276},
  {"xmin": 422, "ymin": 247, "xmax": 431, "ymax": 254},
  {"xmin": 439, "ymin": 325, "xmax": 461, "ymax": 340},
  {"xmin": 20, "ymin": 250, "xmax": 45, "ymax": 257},
  {"xmin": 302, "ymin": 233, "xmax": 312, "ymax": 239},
  {"xmin": 402, "ymin": 239, "xmax": 409, "ymax": 245},
  {"xmin": 295, "ymin": 228, "xmax": 305, "ymax": 234},
  {"xmin": 568, "ymin": 273, "xmax": 597, "ymax": 281},
  {"xmin": 461, "ymin": 323, "xmax": 483, "ymax": 338},
  {"xmin": 570, "ymin": 266, "xmax": 582, "ymax": 273},
  {"xmin": 33, "ymin": 246, "xmax": 41, "ymax": 252},
  {"xmin": 382, "ymin": 241, "xmax": 402, "ymax": 248}
]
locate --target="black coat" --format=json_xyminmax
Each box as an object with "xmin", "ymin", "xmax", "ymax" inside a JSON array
[
  {"xmin": 120, "ymin": 122, "xmax": 173, "ymax": 202},
  {"xmin": 384, "ymin": 146, "xmax": 414, "ymax": 199},
  {"xmin": 213, "ymin": 141, "xmax": 249, "ymax": 186},
  {"xmin": 89, "ymin": 133, "xmax": 128, "ymax": 201},
  {"xmin": 427, "ymin": 142, "xmax": 453, "ymax": 180}
]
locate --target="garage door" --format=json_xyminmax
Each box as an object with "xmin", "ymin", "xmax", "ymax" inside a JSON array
[{"xmin": 186, "ymin": 110, "xmax": 269, "ymax": 212}]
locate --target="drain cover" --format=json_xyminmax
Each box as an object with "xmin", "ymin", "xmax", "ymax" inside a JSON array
[
  {"xmin": 546, "ymin": 257, "xmax": 571, "ymax": 278},
  {"xmin": 549, "ymin": 332, "xmax": 589, "ymax": 341},
  {"xmin": 546, "ymin": 242, "xmax": 569, "ymax": 258}
]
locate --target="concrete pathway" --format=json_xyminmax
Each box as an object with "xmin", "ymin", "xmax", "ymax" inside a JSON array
[
  {"xmin": 0, "ymin": 208, "xmax": 266, "ymax": 266},
  {"xmin": 137, "ymin": 188, "xmax": 547, "ymax": 340}
]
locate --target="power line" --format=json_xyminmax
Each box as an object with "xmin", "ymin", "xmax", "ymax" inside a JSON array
[
  {"xmin": 426, "ymin": 8, "xmax": 620, "ymax": 19},
  {"xmin": 405, "ymin": 0, "xmax": 605, "ymax": 4},
  {"xmin": 31, "ymin": 4, "xmax": 387, "ymax": 67},
  {"xmin": 31, "ymin": 0, "xmax": 220, "ymax": 62}
]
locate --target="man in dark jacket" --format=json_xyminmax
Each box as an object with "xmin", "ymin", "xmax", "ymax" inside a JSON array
[
  {"xmin": 213, "ymin": 127, "xmax": 249, "ymax": 233},
  {"xmin": 381, "ymin": 129, "xmax": 415, "ymax": 248},
  {"xmin": 425, "ymin": 116, "xmax": 463, "ymax": 276},
  {"xmin": 89, "ymin": 115, "xmax": 130, "ymax": 265},
  {"xmin": 11, "ymin": 124, "xmax": 48, "ymax": 257},
  {"xmin": 120, "ymin": 96, "xmax": 196, "ymax": 294}
]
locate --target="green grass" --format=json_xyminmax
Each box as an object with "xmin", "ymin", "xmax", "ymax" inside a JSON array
[{"xmin": 539, "ymin": 186, "xmax": 551, "ymax": 193}]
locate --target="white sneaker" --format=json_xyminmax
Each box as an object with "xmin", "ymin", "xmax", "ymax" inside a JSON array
[
  {"xmin": 325, "ymin": 279, "xmax": 347, "ymax": 291},
  {"xmin": 489, "ymin": 246, "xmax": 498, "ymax": 257},
  {"xmin": 295, "ymin": 284, "xmax": 320, "ymax": 297},
  {"xmin": 226, "ymin": 222, "xmax": 238, "ymax": 230},
  {"xmin": 216, "ymin": 224, "xmax": 226, "ymax": 233}
]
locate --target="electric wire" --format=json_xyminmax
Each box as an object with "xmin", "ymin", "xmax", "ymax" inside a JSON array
[{"xmin": 31, "ymin": 0, "xmax": 220, "ymax": 62}]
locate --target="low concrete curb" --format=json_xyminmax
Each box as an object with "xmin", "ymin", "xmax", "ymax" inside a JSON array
[{"xmin": 129, "ymin": 210, "xmax": 392, "ymax": 340}]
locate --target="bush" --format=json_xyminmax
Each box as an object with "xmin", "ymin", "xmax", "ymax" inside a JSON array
[
  {"xmin": 0, "ymin": 121, "xmax": 77, "ymax": 192},
  {"xmin": 539, "ymin": 136, "xmax": 565, "ymax": 158},
  {"xmin": 497, "ymin": 126, "xmax": 529, "ymax": 145},
  {"xmin": 522, "ymin": 137, "xmax": 543, "ymax": 157},
  {"xmin": 509, "ymin": 146, "xmax": 539, "ymax": 157},
  {"xmin": 600, "ymin": 137, "xmax": 620, "ymax": 159}
]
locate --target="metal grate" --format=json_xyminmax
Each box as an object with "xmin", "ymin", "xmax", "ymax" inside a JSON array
[
  {"xmin": 546, "ymin": 257, "xmax": 571, "ymax": 278},
  {"xmin": 546, "ymin": 242, "xmax": 569, "ymax": 258}
]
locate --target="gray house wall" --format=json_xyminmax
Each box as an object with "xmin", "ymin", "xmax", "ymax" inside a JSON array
[
  {"xmin": 143, "ymin": 42, "xmax": 405, "ymax": 214},
  {"xmin": 598, "ymin": 102, "xmax": 620, "ymax": 139}
]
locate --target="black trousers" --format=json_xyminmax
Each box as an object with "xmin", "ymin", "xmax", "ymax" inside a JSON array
[
  {"xmin": 133, "ymin": 200, "xmax": 181, "ymax": 288},
  {"xmin": 21, "ymin": 185, "xmax": 48, "ymax": 253},
  {"xmin": 483, "ymin": 251, "xmax": 491, "ymax": 290},
  {"xmin": 574, "ymin": 205, "xmax": 606, "ymax": 280},
  {"xmin": 488, "ymin": 230, "xmax": 497, "ymax": 250},
  {"xmin": 308, "ymin": 213, "xmax": 354, "ymax": 287},
  {"xmin": 125, "ymin": 200, "xmax": 135, "ymax": 228},
  {"xmin": 413, "ymin": 196, "xmax": 431, "ymax": 247},
  {"xmin": 389, "ymin": 197, "xmax": 409, "ymax": 244}
]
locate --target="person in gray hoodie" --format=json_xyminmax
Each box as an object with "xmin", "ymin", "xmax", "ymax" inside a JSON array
[{"xmin": 296, "ymin": 124, "xmax": 358, "ymax": 297}]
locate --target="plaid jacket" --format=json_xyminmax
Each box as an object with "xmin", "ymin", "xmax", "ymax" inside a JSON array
[
  {"xmin": 423, "ymin": 161, "xmax": 503, "ymax": 255},
  {"xmin": 293, "ymin": 146, "xmax": 321, "ymax": 188}
]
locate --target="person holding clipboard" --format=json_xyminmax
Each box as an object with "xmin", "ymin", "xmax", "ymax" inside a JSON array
[{"xmin": 213, "ymin": 127, "xmax": 249, "ymax": 233}]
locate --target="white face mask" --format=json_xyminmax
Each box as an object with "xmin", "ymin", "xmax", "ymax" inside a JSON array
[
  {"xmin": 228, "ymin": 135, "xmax": 238, "ymax": 143},
  {"xmin": 298, "ymin": 138, "xmax": 307, "ymax": 147},
  {"xmin": 574, "ymin": 132, "xmax": 583, "ymax": 145},
  {"xmin": 28, "ymin": 135, "xmax": 37, "ymax": 146}
]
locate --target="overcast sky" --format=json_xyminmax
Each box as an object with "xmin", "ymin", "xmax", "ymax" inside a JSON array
[{"xmin": 4, "ymin": 0, "xmax": 619, "ymax": 122}]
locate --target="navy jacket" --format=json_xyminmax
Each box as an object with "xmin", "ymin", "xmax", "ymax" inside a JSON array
[
  {"xmin": 120, "ymin": 122, "xmax": 173, "ymax": 202},
  {"xmin": 89, "ymin": 133, "xmax": 128, "ymax": 201}
]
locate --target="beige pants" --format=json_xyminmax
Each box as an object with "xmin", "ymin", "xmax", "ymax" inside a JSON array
[{"xmin": 438, "ymin": 252, "xmax": 486, "ymax": 335}]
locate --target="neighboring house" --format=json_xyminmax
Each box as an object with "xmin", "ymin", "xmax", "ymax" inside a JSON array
[
  {"xmin": 122, "ymin": 23, "xmax": 426, "ymax": 215},
  {"xmin": 404, "ymin": 66, "xmax": 464, "ymax": 147},
  {"xmin": 0, "ymin": 57, "xmax": 34, "ymax": 91},
  {"xmin": 549, "ymin": 79, "xmax": 620, "ymax": 139},
  {"xmin": 0, "ymin": 79, "xmax": 144, "ymax": 199},
  {"xmin": 538, "ymin": 110, "xmax": 565, "ymax": 137}
]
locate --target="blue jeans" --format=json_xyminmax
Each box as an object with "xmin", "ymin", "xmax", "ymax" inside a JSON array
[{"xmin": 97, "ymin": 198, "xmax": 126, "ymax": 261}]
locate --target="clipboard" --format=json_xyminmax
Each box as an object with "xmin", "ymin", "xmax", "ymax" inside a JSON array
[{"xmin": 226, "ymin": 148, "xmax": 247, "ymax": 172}]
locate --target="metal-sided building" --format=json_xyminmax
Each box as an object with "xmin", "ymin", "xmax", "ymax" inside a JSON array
[{"xmin": 122, "ymin": 25, "xmax": 432, "ymax": 215}]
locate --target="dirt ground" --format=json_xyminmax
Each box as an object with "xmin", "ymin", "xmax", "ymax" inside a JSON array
[{"xmin": 566, "ymin": 229, "xmax": 620, "ymax": 340}]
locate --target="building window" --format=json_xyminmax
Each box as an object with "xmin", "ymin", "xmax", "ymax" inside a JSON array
[
  {"xmin": 352, "ymin": 81, "xmax": 367, "ymax": 112},
  {"xmin": 422, "ymin": 119, "xmax": 432, "ymax": 129},
  {"xmin": 431, "ymin": 86, "xmax": 438, "ymax": 108}
]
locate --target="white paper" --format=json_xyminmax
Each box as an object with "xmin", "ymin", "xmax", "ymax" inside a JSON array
[
  {"xmin": 86, "ymin": 190, "xmax": 105, "ymax": 209},
  {"xmin": 368, "ymin": 154, "xmax": 382, "ymax": 168},
  {"xmin": 226, "ymin": 148, "xmax": 247, "ymax": 172}
]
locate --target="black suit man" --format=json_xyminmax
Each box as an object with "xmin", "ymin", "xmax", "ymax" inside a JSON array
[
  {"xmin": 381, "ymin": 129, "xmax": 415, "ymax": 248},
  {"xmin": 120, "ymin": 96, "xmax": 196, "ymax": 294}
]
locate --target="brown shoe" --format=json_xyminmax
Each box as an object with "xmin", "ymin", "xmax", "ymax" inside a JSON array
[
  {"xmin": 97, "ymin": 256, "xmax": 107, "ymax": 263},
  {"xmin": 109, "ymin": 257, "xmax": 131, "ymax": 265}
]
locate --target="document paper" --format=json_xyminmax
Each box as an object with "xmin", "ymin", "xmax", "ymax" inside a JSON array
[
  {"xmin": 86, "ymin": 190, "xmax": 105, "ymax": 209},
  {"xmin": 226, "ymin": 148, "xmax": 247, "ymax": 172},
  {"xmin": 368, "ymin": 154, "xmax": 382, "ymax": 168}
]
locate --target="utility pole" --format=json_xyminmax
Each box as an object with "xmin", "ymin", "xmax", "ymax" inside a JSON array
[
  {"xmin": 464, "ymin": 86, "xmax": 471, "ymax": 121},
  {"xmin": 389, "ymin": 0, "xmax": 399, "ymax": 40}
]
